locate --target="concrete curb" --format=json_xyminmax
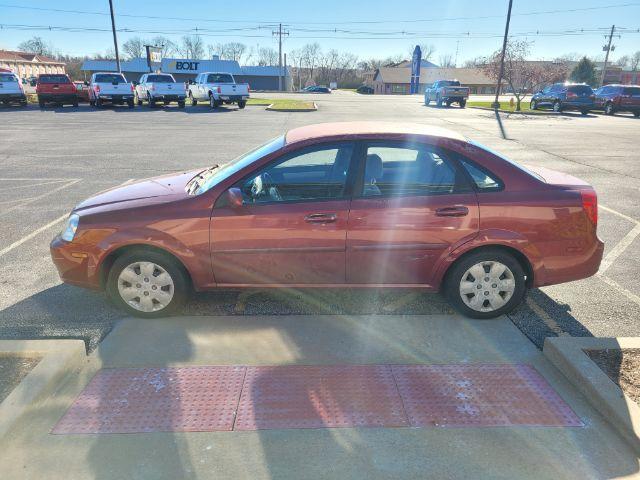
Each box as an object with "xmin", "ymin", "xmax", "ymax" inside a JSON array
[
  {"xmin": 0, "ymin": 340, "xmax": 87, "ymax": 440},
  {"xmin": 543, "ymin": 337, "xmax": 640, "ymax": 455},
  {"xmin": 468, "ymin": 106, "xmax": 555, "ymax": 115},
  {"xmin": 266, "ymin": 101, "xmax": 317, "ymax": 112}
]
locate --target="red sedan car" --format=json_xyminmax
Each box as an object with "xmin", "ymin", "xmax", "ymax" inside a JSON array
[{"xmin": 50, "ymin": 122, "xmax": 603, "ymax": 319}]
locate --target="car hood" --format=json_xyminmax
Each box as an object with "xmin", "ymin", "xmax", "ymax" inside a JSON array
[{"xmin": 74, "ymin": 169, "xmax": 202, "ymax": 212}]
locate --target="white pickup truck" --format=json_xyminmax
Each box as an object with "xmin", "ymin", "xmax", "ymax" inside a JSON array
[
  {"xmin": 187, "ymin": 72, "xmax": 249, "ymax": 109},
  {"xmin": 0, "ymin": 71, "xmax": 27, "ymax": 107},
  {"xmin": 88, "ymin": 72, "xmax": 134, "ymax": 108},
  {"xmin": 134, "ymin": 73, "xmax": 186, "ymax": 108}
]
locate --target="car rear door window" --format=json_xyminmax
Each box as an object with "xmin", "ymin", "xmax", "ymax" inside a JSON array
[
  {"xmin": 241, "ymin": 144, "xmax": 354, "ymax": 203},
  {"xmin": 458, "ymin": 159, "xmax": 502, "ymax": 191},
  {"xmin": 361, "ymin": 144, "xmax": 458, "ymax": 197},
  {"xmin": 623, "ymin": 87, "xmax": 640, "ymax": 96},
  {"xmin": 94, "ymin": 74, "xmax": 127, "ymax": 84},
  {"xmin": 568, "ymin": 85, "xmax": 593, "ymax": 95},
  {"xmin": 147, "ymin": 75, "xmax": 174, "ymax": 83}
]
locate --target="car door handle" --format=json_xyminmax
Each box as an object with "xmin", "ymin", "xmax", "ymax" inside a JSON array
[
  {"xmin": 304, "ymin": 213, "xmax": 337, "ymax": 223},
  {"xmin": 435, "ymin": 206, "xmax": 469, "ymax": 217}
]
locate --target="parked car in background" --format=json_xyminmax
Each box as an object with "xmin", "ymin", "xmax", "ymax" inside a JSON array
[
  {"xmin": 73, "ymin": 81, "xmax": 89, "ymax": 102},
  {"xmin": 593, "ymin": 84, "xmax": 640, "ymax": 117},
  {"xmin": 356, "ymin": 85, "xmax": 374, "ymax": 94},
  {"xmin": 425, "ymin": 80, "xmax": 469, "ymax": 108},
  {"xmin": 134, "ymin": 73, "xmax": 186, "ymax": 108},
  {"xmin": 304, "ymin": 86, "xmax": 332, "ymax": 93},
  {"xmin": 0, "ymin": 71, "xmax": 27, "ymax": 106},
  {"xmin": 530, "ymin": 83, "xmax": 595, "ymax": 115},
  {"xmin": 187, "ymin": 72, "xmax": 249, "ymax": 109},
  {"xmin": 50, "ymin": 122, "xmax": 603, "ymax": 320},
  {"xmin": 36, "ymin": 73, "xmax": 78, "ymax": 108},
  {"xmin": 88, "ymin": 72, "xmax": 134, "ymax": 108}
]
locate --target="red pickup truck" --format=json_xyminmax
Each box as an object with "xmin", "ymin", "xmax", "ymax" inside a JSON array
[{"xmin": 36, "ymin": 74, "xmax": 78, "ymax": 108}]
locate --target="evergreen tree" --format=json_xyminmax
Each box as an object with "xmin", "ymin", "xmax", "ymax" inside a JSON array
[{"xmin": 570, "ymin": 57, "xmax": 598, "ymax": 86}]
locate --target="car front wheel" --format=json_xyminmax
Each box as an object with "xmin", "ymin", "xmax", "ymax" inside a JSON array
[
  {"xmin": 445, "ymin": 249, "xmax": 526, "ymax": 319},
  {"xmin": 530, "ymin": 100, "xmax": 537, "ymax": 110},
  {"xmin": 604, "ymin": 103, "xmax": 614, "ymax": 115},
  {"xmin": 553, "ymin": 101, "xmax": 562, "ymax": 113},
  {"xmin": 107, "ymin": 250, "xmax": 189, "ymax": 318}
]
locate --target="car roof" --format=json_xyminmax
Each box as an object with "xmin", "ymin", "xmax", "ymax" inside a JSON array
[{"xmin": 285, "ymin": 122, "xmax": 466, "ymax": 145}]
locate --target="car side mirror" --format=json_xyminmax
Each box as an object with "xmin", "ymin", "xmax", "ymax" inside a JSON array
[{"xmin": 226, "ymin": 187, "xmax": 244, "ymax": 208}]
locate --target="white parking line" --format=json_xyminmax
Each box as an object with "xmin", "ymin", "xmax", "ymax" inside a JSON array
[
  {"xmin": 0, "ymin": 178, "xmax": 134, "ymax": 259},
  {"xmin": 599, "ymin": 223, "xmax": 640, "ymax": 273},
  {"xmin": 598, "ymin": 274, "xmax": 640, "ymax": 307},
  {"xmin": 600, "ymin": 203, "xmax": 639, "ymax": 225},
  {"xmin": 0, "ymin": 179, "xmax": 81, "ymax": 216},
  {"xmin": 0, "ymin": 180, "xmax": 70, "ymax": 192}
]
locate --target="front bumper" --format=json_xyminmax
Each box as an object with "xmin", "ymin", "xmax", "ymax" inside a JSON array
[{"xmin": 50, "ymin": 236, "xmax": 102, "ymax": 290}]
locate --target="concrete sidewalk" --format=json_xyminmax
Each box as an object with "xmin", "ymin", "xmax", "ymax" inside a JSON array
[{"xmin": 0, "ymin": 314, "xmax": 638, "ymax": 479}]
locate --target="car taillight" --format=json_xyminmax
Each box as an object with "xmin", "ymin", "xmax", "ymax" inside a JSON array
[
  {"xmin": 248, "ymin": 84, "xmax": 251, "ymax": 92},
  {"xmin": 95, "ymin": 85, "xmax": 100, "ymax": 93},
  {"xmin": 132, "ymin": 84, "xmax": 136, "ymax": 92},
  {"xmin": 589, "ymin": 94, "xmax": 595, "ymax": 100},
  {"xmin": 217, "ymin": 86, "xmax": 221, "ymax": 94},
  {"xmin": 567, "ymin": 91, "xmax": 577, "ymax": 98},
  {"xmin": 581, "ymin": 190, "xmax": 598, "ymax": 226}
]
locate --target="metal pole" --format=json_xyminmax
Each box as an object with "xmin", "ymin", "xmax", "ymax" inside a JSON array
[
  {"xmin": 108, "ymin": 0, "xmax": 121, "ymax": 73},
  {"xmin": 283, "ymin": 52, "xmax": 287, "ymax": 91},
  {"xmin": 493, "ymin": 0, "xmax": 513, "ymax": 109},
  {"xmin": 600, "ymin": 25, "xmax": 615, "ymax": 86},
  {"xmin": 278, "ymin": 23, "xmax": 283, "ymax": 91}
]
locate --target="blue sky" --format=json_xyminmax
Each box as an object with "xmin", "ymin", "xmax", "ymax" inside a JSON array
[{"xmin": 0, "ymin": 0, "xmax": 639, "ymax": 63}]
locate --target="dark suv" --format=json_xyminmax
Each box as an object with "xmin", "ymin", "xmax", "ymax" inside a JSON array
[
  {"xmin": 531, "ymin": 83, "xmax": 595, "ymax": 115},
  {"xmin": 594, "ymin": 84, "xmax": 640, "ymax": 117}
]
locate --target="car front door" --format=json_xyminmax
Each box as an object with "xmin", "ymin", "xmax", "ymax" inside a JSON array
[
  {"xmin": 346, "ymin": 141, "xmax": 479, "ymax": 286},
  {"xmin": 210, "ymin": 142, "xmax": 355, "ymax": 286}
]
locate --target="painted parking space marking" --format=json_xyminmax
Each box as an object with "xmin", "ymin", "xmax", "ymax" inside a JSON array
[
  {"xmin": 0, "ymin": 179, "xmax": 81, "ymax": 216},
  {"xmin": 53, "ymin": 363, "xmax": 581, "ymax": 434}
]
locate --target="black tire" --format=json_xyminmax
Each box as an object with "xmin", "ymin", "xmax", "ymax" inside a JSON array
[
  {"xmin": 445, "ymin": 100, "xmax": 452, "ymax": 107},
  {"xmin": 425, "ymin": 96, "xmax": 430, "ymax": 106},
  {"xmin": 580, "ymin": 109, "xmax": 589, "ymax": 116},
  {"xmin": 238, "ymin": 100, "xmax": 246, "ymax": 109},
  {"xmin": 530, "ymin": 100, "xmax": 537, "ymax": 110},
  {"xmin": 89, "ymin": 99, "xmax": 95, "ymax": 107},
  {"xmin": 136, "ymin": 93, "xmax": 143, "ymax": 106},
  {"xmin": 95, "ymin": 97, "xmax": 102, "ymax": 108},
  {"xmin": 178, "ymin": 101, "xmax": 185, "ymax": 108},
  {"xmin": 553, "ymin": 101, "xmax": 562, "ymax": 113},
  {"xmin": 444, "ymin": 249, "xmax": 527, "ymax": 319},
  {"xmin": 436, "ymin": 95, "xmax": 443, "ymax": 108},
  {"xmin": 189, "ymin": 92, "xmax": 197, "ymax": 106},
  {"xmin": 148, "ymin": 95, "xmax": 156, "ymax": 108},
  {"xmin": 38, "ymin": 100, "xmax": 45, "ymax": 109},
  {"xmin": 73, "ymin": 100, "xmax": 79, "ymax": 107},
  {"xmin": 633, "ymin": 111, "xmax": 640, "ymax": 118},
  {"xmin": 127, "ymin": 99, "xmax": 135, "ymax": 109},
  {"xmin": 209, "ymin": 94, "xmax": 219, "ymax": 109},
  {"xmin": 604, "ymin": 103, "xmax": 614, "ymax": 115},
  {"xmin": 459, "ymin": 99, "xmax": 466, "ymax": 108},
  {"xmin": 106, "ymin": 249, "xmax": 189, "ymax": 318}
]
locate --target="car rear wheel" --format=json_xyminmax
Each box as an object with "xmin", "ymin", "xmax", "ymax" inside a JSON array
[
  {"xmin": 107, "ymin": 250, "xmax": 189, "ymax": 318},
  {"xmin": 436, "ymin": 94, "xmax": 443, "ymax": 107},
  {"xmin": 135, "ymin": 93, "xmax": 143, "ymax": 106},
  {"xmin": 189, "ymin": 92, "xmax": 197, "ymax": 106},
  {"xmin": 445, "ymin": 249, "xmax": 526, "ymax": 319},
  {"xmin": 459, "ymin": 99, "xmax": 466, "ymax": 108},
  {"xmin": 178, "ymin": 100, "xmax": 185, "ymax": 108},
  {"xmin": 209, "ymin": 94, "xmax": 219, "ymax": 109},
  {"xmin": 634, "ymin": 111, "xmax": 640, "ymax": 118},
  {"xmin": 238, "ymin": 101, "xmax": 246, "ymax": 109},
  {"xmin": 553, "ymin": 101, "xmax": 562, "ymax": 113},
  {"xmin": 604, "ymin": 103, "xmax": 614, "ymax": 115}
]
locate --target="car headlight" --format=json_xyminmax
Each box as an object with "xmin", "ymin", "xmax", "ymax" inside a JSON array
[{"xmin": 60, "ymin": 214, "xmax": 80, "ymax": 242}]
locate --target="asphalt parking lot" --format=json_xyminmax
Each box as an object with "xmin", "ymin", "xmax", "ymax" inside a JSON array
[{"xmin": 1, "ymin": 90, "xmax": 639, "ymax": 351}]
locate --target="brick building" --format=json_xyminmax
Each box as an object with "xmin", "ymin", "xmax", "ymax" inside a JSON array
[{"xmin": 0, "ymin": 50, "xmax": 66, "ymax": 80}]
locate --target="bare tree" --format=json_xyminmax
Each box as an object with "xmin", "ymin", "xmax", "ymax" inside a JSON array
[
  {"xmin": 616, "ymin": 55, "xmax": 630, "ymax": 68},
  {"xmin": 17, "ymin": 36, "xmax": 55, "ymax": 57},
  {"xmin": 409, "ymin": 44, "xmax": 435, "ymax": 61},
  {"xmin": 288, "ymin": 48, "xmax": 305, "ymax": 90},
  {"xmin": 210, "ymin": 42, "xmax": 247, "ymax": 62},
  {"xmin": 257, "ymin": 47, "xmax": 278, "ymax": 66},
  {"xmin": 301, "ymin": 43, "xmax": 321, "ymax": 84},
  {"xmin": 151, "ymin": 36, "xmax": 177, "ymax": 58},
  {"xmin": 122, "ymin": 37, "xmax": 145, "ymax": 60},
  {"xmin": 630, "ymin": 51, "xmax": 640, "ymax": 71},
  {"xmin": 438, "ymin": 53, "xmax": 455, "ymax": 68},
  {"xmin": 179, "ymin": 35, "xmax": 204, "ymax": 59},
  {"xmin": 480, "ymin": 40, "xmax": 568, "ymax": 111}
]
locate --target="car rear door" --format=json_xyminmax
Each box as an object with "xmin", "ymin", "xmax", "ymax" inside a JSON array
[
  {"xmin": 346, "ymin": 141, "xmax": 479, "ymax": 286},
  {"xmin": 210, "ymin": 142, "xmax": 356, "ymax": 286},
  {"xmin": 621, "ymin": 86, "xmax": 640, "ymax": 110}
]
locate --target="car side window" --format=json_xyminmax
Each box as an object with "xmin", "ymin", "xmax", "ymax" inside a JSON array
[
  {"xmin": 240, "ymin": 144, "xmax": 354, "ymax": 204},
  {"xmin": 360, "ymin": 144, "xmax": 458, "ymax": 197},
  {"xmin": 458, "ymin": 158, "xmax": 502, "ymax": 191}
]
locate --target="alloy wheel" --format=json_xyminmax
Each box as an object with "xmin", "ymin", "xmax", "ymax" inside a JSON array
[
  {"xmin": 459, "ymin": 261, "xmax": 516, "ymax": 313},
  {"xmin": 117, "ymin": 261, "xmax": 175, "ymax": 313}
]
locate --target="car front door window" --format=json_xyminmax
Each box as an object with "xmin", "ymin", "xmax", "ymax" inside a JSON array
[{"xmin": 241, "ymin": 144, "xmax": 354, "ymax": 204}]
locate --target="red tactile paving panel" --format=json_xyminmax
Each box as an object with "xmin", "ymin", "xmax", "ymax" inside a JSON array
[
  {"xmin": 234, "ymin": 365, "xmax": 409, "ymax": 430},
  {"xmin": 52, "ymin": 366, "xmax": 246, "ymax": 434},
  {"xmin": 391, "ymin": 364, "xmax": 583, "ymax": 427}
]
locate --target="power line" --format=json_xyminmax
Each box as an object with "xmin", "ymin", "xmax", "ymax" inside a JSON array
[{"xmin": 0, "ymin": 1, "xmax": 638, "ymax": 26}]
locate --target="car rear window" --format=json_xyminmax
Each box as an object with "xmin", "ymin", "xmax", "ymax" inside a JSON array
[
  {"xmin": 623, "ymin": 87, "xmax": 640, "ymax": 96},
  {"xmin": 469, "ymin": 140, "xmax": 545, "ymax": 182},
  {"xmin": 94, "ymin": 74, "xmax": 127, "ymax": 84},
  {"xmin": 568, "ymin": 85, "xmax": 593, "ymax": 94},
  {"xmin": 440, "ymin": 80, "xmax": 461, "ymax": 86},
  {"xmin": 38, "ymin": 75, "xmax": 70, "ymax": 84},
  {"xmin": 206, "ymin": 73, "xmax": 233, "ymax": 83},
  {"xmin": 147, "ymin": 74, "xmax": 174, "ymax": 83},
  {"xmin": 0, "ymin": 74, "xmax": 17, "ymax": 82}
]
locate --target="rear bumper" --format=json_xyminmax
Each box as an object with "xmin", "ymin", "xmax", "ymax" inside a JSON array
[
  {"xmin": 0, "ymin": 93, "xmax": 26, "ymax": 102},
  {"xmin": 98, "ymin": 94, "xmax": 134, "ymax": 103},
  {"xmin": 219, "ymin": 95, "xmax": 249, "ymax": 102},
  {"xmin": 39, "ymin": 93, "xmax": 76, "ymax": 103},
  {"xmin": 562, "ymin": 101, "xmax": 594, "ymax": 111},
  {"xmin": 535, "ymin": 237, "xmax": 604, "ymax": 287},
  {"xmin": 50, "ymin": 236, "xmax": 102, "ymax": 290},
  {"xmin": 151, "ymin": 94, "xmax": 185, "ymax": 102}
]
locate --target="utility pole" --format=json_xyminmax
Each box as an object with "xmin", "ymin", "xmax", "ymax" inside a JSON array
[
  {"xmin": 454, "ymin": 40, "xmax": 460, "ymax": 68},
  {"xmin": 600, "ymin": 25, "xmax": 616, "ymax": 86},
  {"xmin": 272, "ymin": 23, "xmax": 289, "ymax": 91},
  {"xmin": 492, "ymin": 0, "xmax": 513, "ymax": 139},
  {"xmin": 108, "ymin": 0, "xmax": 121, "ymax": 73}
]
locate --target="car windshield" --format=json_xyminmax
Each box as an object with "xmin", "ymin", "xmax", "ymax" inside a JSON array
[
  {"xmin": 147, "ymin": 75, "xmax": 174, "ymax": 83},
  {"xmin": 95, "ymin": 74, "xmax": 127, "ymax": 84},
  {"xmin": 192, "ymin": 135, "xmax": 285, "ymax": 195},
  {"xmin": 469, "ymin": 140, "xmax": 544, "ymax": 182},
  {"xmin": 207, "ymin": 73, "xmax": 234, "ymax": 83},
  {"xmin": 0, "ymin": 74, "xmax": 17, "ymax": 82},
  {"xmin": 38, "ymin": 75, "xmax": 70, "ymax": 84}
]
